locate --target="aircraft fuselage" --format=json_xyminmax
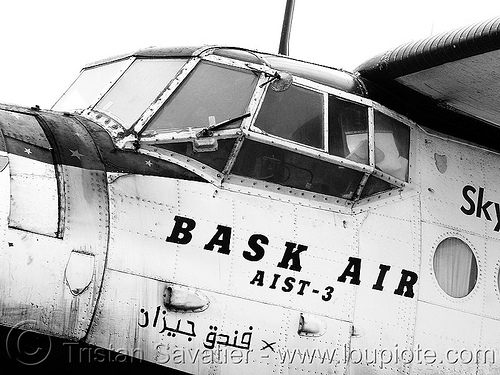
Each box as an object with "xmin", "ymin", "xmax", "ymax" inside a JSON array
[{"xmin": 0, "ymin": 45, "xmax": 499, "ymax": 374}]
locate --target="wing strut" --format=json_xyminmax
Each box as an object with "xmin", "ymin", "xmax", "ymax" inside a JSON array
[{"xmin": 279, "ymin": 0, "xmax": 296, "ymax": 56}]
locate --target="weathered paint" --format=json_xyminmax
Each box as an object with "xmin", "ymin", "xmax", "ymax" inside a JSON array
[{"xmin": 2, "ymin": 41, "xmax": 500, "ymax": 374}]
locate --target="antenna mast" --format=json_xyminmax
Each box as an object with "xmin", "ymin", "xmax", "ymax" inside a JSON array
[{"xmin": 279, "ymin": 0, "xmax": 296, "ymax": 56}]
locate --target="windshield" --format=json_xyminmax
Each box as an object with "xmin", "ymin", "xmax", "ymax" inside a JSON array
[
  {"xmin": 95, "ymin": 59, "xmax": 186, "ymax": 129},
  {"xmin": 52, "ymin": 59, "xmax": 130, "ymax": 112},
  {"xmin": 145, "ymin": 61, "xmax": 258, "ymax": 133}
]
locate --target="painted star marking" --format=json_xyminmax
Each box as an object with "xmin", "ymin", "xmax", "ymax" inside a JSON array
[
  {"xmin": 145, "ymin": 160, "xmax": 153, "ymax": 167},
  {"xmin": 23, "ymin": 148, "xmax": 32, "ymax": 155},
  {"xmin": 69, "ymin": 149, "xmax": 84, "ymax": 160}
]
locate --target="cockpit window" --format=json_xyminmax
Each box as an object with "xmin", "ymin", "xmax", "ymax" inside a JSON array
[
  {"xmin": 157, "ymin": 138, "xmax": 237, "ymax": 172},
  {"xmin": 53, "ymin": 59, "xmax": 130, "ymax": 112},
  {"xmin": 231, "ymin": 140, "xmax": 363, "ymax": 199},
  {"xmin": 95, "ymin": 59, "xmax": 186, "ymax": 129},
  {"xmin": 328, "ymin": 96, "xmax": 369, "ymax": 162},
  {"xmin": 359, "ymin": 176, "xmax": 392, "ymax": 198},
  {"xmin": 374, "ymin": 111, "xmax": 410, "ymax": 181},
  {"xmin": 145, "ymin": 61, "xmax": 258, "ymax": 133},
  {"xmin": 253, "ymin": 84, "xmax": 324, "ymax": 149}
]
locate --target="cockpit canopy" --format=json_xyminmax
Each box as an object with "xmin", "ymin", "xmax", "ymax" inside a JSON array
[{"xmin": 53, "ymin": 46, "xmax": 411, "ymax": 204}]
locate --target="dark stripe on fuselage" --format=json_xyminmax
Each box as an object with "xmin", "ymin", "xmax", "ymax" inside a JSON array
[
  {"xmin": 74, "ymin": 116, "xmax": 205, "ymax": 181},
  {"xmin": 3, "ymin": 136, "xmax": 54, "ymax": 165},
  {"xmin": 0, "ymin": 104, "xmax": 205, "ymax": 182}
]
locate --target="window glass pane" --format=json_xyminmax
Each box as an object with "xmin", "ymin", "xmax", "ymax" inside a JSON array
[
  {"xmin": 374, "ymin": 111, "xmax": 410, "ymax": 181},
  {"xmin": 328, "ymin": 96, "xmax": 369, "ymax": 162},
  {"xmin": 157, "ymin": 138, "xmax": 236, "ymax": 172},
  {"xmin": 146, "ymin": 61, "xmax": 258, "ymax": 133},
  {"xmin": 433, "ymin": 237, "xmax": 478, "ymax": 298},
  {"xmin": 231, "ymin": 140, "xmax": 363, "ymax": 200},
  {"xmin": 360, "ymin": 176, "xmax": 394, "ymax": 198},
  {"xmin": 53, "ymin": 59, "xmax": 130, "ymax": 111},
  {"xmin": 96, "ymin": 59, "xmax": 186, "ymax": 129},
  {"xmin": 253, "ymin": 85, "xmax": 323, "ymax": 149}
]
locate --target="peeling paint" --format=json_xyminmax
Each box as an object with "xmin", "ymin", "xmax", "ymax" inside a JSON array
[{"xmin": 434, "ymin": 153, "xmax": 447, "ymax": 173}]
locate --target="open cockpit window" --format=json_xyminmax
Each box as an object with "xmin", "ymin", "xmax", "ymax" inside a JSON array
[
  {"xmin": 374, "ymin": 111, "xmax": 410, "ymax": 181},
  {"xmin": 328, "ymin": 96, "xmax": 369, "ymax": 162},
  {"xmin": 145, "ymin": 61, "xmax": 259, "ymax": 134}
]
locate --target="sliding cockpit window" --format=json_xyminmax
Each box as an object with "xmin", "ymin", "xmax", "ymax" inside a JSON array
[{"xmin": 374, "ymin": 111, "xmax": 410, "ymax": 182}]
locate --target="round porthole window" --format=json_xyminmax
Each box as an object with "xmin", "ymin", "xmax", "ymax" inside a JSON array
[{"xmin": 433, "ymin": 237, "xmax": 478, "ymax": 298}]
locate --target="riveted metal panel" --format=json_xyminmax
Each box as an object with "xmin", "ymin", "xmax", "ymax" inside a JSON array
[
  {"xmin": 0, "ymin": 109, "xmax": 50, "ymax": 148},
  {"xmin": 411, "ymin": 301, "xmax": 484, "ymax": 374},
  {"xmin": 0, "ymin": 109, "xmax": 61, "ymax": 237},
  {"xmin": 100, "ymin": 172, "xmax": 362, "ymax": 373},
  {"xmin": 229, "ymin": 191, "xmax": 361, "ymax": 321},
  {"xmin": 414, "ymin": 123, "xmax": 500, "ymax": 374},
  {"xmin": 350, "ymin": 194, "xmax": 421, "ymax": 374},
  {"xmin": 7, "ymin": 154, "xmax": 59, "ymax": 236},
  {"xmin": 479, "ymin": 149, "xmax": 500, "ymax": 240},
  {"xmin": 478, "ymin": 317, "xmax": 500, "ymax": 374},
  {"xmin": 282, "ymin": 312, "xmax": 351, "ymax": 374},
  {"xmin": 0, "ymin": 164, "xmax": 109, "ymax": 341},
  {"xmin": 416, "ymin": 125, "xmax": 500, "ymax": 319},
  {"xmin": 477, "ymin": 237, "xmax": 500, "ymax": 374},
  {"xmin": 483, "ymin": 237, "xmax": 500, "ymax": 320},
  {"xmin": 88, "ymin": 269, "xmax": 352, "ymax": 375},
  {"xmin": 417, "ymin": 130, "xmax": 497, "ymax": 238},
  {"xmin": 0, "ymin": 106, "xmax": 110, "ymax": 341},
  {"xmin": 0, "ymin": 229, "xmax": 75, "ymax": 332},
  {"xmin": 106, "ymin": 173, "xmax": 361, "ymax": 322}
]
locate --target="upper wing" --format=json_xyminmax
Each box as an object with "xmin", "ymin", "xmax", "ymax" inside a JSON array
[{"xmin": 355, "ymin": 17, "xmax": 500, "ymax": 150}]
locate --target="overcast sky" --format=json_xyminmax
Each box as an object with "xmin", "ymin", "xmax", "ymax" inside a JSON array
[{"xmin": 1, "ymin": 0, "xmax": 498, "ymax": 109}]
